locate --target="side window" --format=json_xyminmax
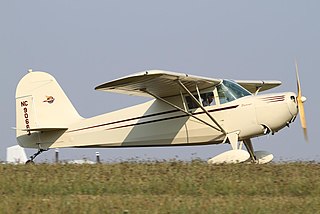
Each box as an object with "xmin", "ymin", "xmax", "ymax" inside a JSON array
[
  {"xmin": 201, "ymin": 92, "xmax": 215, "ymax": 107},
  {"xmin": 185, "ymin": 92, "xmax": 215, "ymax": 109},
  {"xmin": 185, "ymin": 96, "xmax": 199, "ymax": 109}
]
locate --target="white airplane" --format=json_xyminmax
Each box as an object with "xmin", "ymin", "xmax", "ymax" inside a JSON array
[{"xmin": 15, "ymin": 65, "xmax": 307, "ymax": 164}]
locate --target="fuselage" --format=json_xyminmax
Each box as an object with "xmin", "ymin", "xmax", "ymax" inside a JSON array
[{"xmin": 32, "ymin": 92, "xmax": 297, "ymax": 149}]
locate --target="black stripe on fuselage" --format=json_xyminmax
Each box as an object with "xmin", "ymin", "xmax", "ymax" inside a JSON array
[
  {"xmin": 67, "ymin": 109, "xmax": 179, "ymax": 133},
  {"xmin": 73, "ymin": 140, "xmax": 225, "ymax": 148},
  {"xmin": 67, "ymin": 105, "xmax": 239, "ymax": 133}
]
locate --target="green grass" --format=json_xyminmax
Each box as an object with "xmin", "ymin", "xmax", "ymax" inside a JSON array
[{"xmin": 1, "ymin": 162, "xmax": 320, "ymax": 213}]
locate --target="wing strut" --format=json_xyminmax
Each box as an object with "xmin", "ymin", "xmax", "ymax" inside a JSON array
[
  {"xmin": 141, "ymin": 89, "xmax": 222, "ymax": 132},
  {"xmin": 177, "ymin": 80, "xmax": 227, "ymax": 134}
]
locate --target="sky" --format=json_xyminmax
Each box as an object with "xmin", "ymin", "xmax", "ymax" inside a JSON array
[{"xmin": 1, "ymin": 1, "xmax": 319, "ymax": 162}]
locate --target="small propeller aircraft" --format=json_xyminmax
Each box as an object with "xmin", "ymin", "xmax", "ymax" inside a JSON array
[{"xmin": 15, "ymin": 65, "xmax": 307, "ymax": 164}]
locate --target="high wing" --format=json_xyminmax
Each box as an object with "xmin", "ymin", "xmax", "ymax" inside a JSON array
[
  {"xmin": 235, "ymin": 80, "xmax": 281, "ymax": 94},
  {"xmin": 95, "ymin": 70, "xmax": 282, "ymax": 97},
  {"xmin": 95, "ymin": 70, "xmax": 226, "ymax": 133},
  {"xmin": 95, "ymin": 70, "xmax": 221, "ymax": 98}
]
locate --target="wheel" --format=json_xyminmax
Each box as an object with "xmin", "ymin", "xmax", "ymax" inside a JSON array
[{"xmin": 25, "ymin": 160, "xmax": 35, "ymax": 165}]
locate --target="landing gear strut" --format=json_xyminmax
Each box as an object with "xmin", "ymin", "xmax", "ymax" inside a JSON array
[
  {"xmin": 26, "ymin": 149, "xmax": 47, "ymax": 164},
  {"xmin": 243, "ymin": 139, "xmax": 257, "ymax": 162},
  {"xmin": 243, "ymin": 138, "xmax": 274, "ymax": 164},
  {"xmin": 208, "ymin": 132, "xmax": 251, "ymax": 164}
]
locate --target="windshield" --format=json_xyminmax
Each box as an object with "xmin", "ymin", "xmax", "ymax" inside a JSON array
[{"xmin": 217, "ymin": 80, "xmax": 251, "ymax": 104}]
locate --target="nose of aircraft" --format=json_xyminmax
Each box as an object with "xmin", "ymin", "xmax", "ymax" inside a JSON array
[{"xmin": 286, "ymin": 92, "xmax": 298, "ymax": 117}]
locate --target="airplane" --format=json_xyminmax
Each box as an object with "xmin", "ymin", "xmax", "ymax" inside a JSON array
[{"xmin": 15, "ymin": 65, "xmax": 307, "ymax": 164}]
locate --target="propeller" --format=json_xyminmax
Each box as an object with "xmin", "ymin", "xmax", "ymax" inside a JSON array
[{"xmin": 295, "ymin": 62, "xmax": 308, "ymax": 142}]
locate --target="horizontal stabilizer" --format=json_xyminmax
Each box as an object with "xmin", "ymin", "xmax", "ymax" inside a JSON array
[{"xmin": 21, "ymin": 127, "xmax": 68, "ymax": 132}]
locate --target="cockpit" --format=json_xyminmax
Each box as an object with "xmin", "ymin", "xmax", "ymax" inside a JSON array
[
  {"xmin": 216, "ymin": 80, "xmax": 252, "ymax": 104},
  {"xmin": 185, "ymin": 79, "xmax": 252, "ymax": 109}
]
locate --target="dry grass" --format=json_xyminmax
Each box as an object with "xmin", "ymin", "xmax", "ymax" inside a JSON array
[{"xmin": 1, "ymin": 161, "xmax": 320, "ymax": 213}]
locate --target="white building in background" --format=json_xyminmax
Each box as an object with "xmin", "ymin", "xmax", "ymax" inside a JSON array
[{"xmin": 6, "ymin": 145, "xmax": 28, "ymax": 164}]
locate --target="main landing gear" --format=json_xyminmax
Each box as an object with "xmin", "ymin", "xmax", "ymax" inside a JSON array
[
  {"xmin": 26, "ymin": 149, "xmax": 48, "ymax": 164},
  {"xmin": 243, "ymin": 139, "xmax": 274, "ymax": 164},
  {"xmin": 207, "ymin": 133, "xmax": 274, "ymax": 164}
]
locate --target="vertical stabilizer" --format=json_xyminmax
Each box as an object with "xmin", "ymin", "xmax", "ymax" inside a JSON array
[{"xmin": 16, "ymin": 71, "xmax": 83, "ymax": 148}]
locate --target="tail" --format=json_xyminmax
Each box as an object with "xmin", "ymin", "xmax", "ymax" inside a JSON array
[{"xmin": 16, "ymin": 70, "xmax": 82, "ymax": 148}]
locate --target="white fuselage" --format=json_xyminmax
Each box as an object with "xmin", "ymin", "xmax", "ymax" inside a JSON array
[{"xmin": 19, "ymin": 92, "xmax": 297, "ymax": 149}]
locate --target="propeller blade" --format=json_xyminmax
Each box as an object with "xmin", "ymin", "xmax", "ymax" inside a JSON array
[
  {"xmin": 295, "ymin": 61, "xmax": 308, "ymax": 142},
  {"xmin": 296, "ymin": 62, "xmax": 302, "ymax": 98},
  {"xmin": 298, "ymin": 99, "xmax": 308, "ymax": 141}
]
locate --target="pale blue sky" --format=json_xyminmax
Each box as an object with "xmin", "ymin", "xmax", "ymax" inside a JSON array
[{"xmin": 1, "ymin": 1, "xmax": 319, "ymax": 162}]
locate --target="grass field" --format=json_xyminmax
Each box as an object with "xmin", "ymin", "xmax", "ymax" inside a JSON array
[{"xmin": 1, "ymin": 161, "xmax": 320, "ymax": 214}]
